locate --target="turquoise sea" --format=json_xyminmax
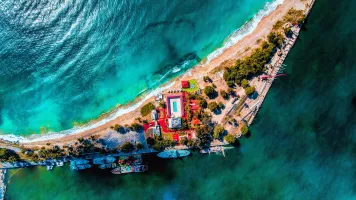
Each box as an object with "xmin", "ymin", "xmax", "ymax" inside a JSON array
[
  {"xmin": 0, "ymin": 0, "xmax": 275, "ymax": 135},
  {"xmin": 4, "ymin": 0, "xmax": 356, "ymax": 199}
]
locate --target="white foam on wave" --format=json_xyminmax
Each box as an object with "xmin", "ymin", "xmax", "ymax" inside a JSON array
[
  {"xmin": 0, "ymin": 82, "xmax": 175, "ymax": 143},
  {"xmin": 205, "ymin": 0, "xmax": 284, "ymax": 64}
]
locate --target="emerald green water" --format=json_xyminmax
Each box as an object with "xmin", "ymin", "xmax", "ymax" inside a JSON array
[{"xmin": 5, "ymin": 0, "xmax": 356, "ymax": 199}]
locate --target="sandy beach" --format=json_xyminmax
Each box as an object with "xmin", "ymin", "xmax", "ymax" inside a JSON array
[{"xmin": 16, "ymin": 0, "xmax": 311, "ymax": 148}]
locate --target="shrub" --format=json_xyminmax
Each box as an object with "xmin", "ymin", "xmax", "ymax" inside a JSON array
[
  {"xmin": 0, "ymin": 148, "xmax": 20, "ymax": 162},
  {"xmin": 220, "ymin": 90, "xmax": 229, "ymax": 99},
  {"xmin": 141, "ymin": 102, "xmax": 155, "ymax": 116},
  {"xmin": 198, "ymin": 99, "xmax": 207, "ymax": 108},
  {"xmin": 245, "ymin": 86, "xmax": 256, "ymax": 96},
  {"xmin": 131, "ymin": 123, "xmax": 143, "ymax": 132},
  {"xmin": 204, "ymin": 86, "xmax": 216, "ymax": 99},
  {"xmin": 120, "ymin": 142, "xmax": 135, "ymax": 153},
  {"xmin": 241, "ymin": 79, "xmax": 249, "ymax": 88},
  {"xmin": 136, "ymin": 143, "xmax": 144, "ymax": 150},
  {"xmin": 208, "ymin": 102, "xmax": 219, "ymax": 112},
  {"xmin": 224, "ymin": 134, "xmax": 236, "ymax": 144},
  {"xmin": 203, "ymin": 76, "xmax": 211, "ymax": 83},
  {"xmin": 213, "ymin": 125, "xmax": 225, "ymax": 139},
  {"xmin": 180, "ymin": 137, "xmax": 188, "ymax": 146},
  {"xmin": 146, "ymin": 137, "xmax": 155, "ymax": 146},
  {"xmin": 241, "ymin": 125, "xmax": 249, "ymax": 135},
  {"xmin": 111, "ymin": 124, "xmax": 122, "ymax": 132}
]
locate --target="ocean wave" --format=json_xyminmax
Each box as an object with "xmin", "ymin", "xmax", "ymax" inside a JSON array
[
  {"xmin": 0, "ymin": 82, "xmax": 175, "ymax": 143},
  {"xmin": 0, "ymin": 0, "xmax": 283, "ymax": 144},
  {"xmin": 205, "ymin": 0, "xmax": 284, "ymax": 64}
]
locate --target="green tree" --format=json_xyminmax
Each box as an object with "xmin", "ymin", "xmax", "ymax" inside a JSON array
[
  {"xmin": 136, "ymin": 142, "xmax": 144, "ymax": 150},
  {"xmin": 140, "ymin": 102, "xmax": 155, "ymax": 116},
  {"xmin": 180, "ymin": 137, "xmax": 188, "ymax": 146},
  {"xmin": 120, "ymin": 142, "xmax": 135, "ymax": 153},
  {"xmin": 224, "ymin": 134, "xmax": 236, "ymax": 144},
  {"xmin": 220, "ymin": 90, "xmax": 229, "ymax": 99},
  {"xmin": 245, "ymin": 86, "xmax": 256, "ymax": 96},
  {"xmin": 241, "ymin": 79, "xmax": 249, "ymax": 88},
  {"xmin": 198, "ymin": 99, "xmax": 207, "ymax": 108},
  {"xmin": 213, "ymin": 125, "xmax": 225, "ymax": 139},
  {"xmin": 203, "ymin": 76, "xmax": 211, "ymax": 83},
  {"xmin": 284, "ymin": 27, "xmax": 293, "ymax": 37},
  {"xmin": 204, "ymin": 86, "xmax": 216, "ymax": 99},
  {"xmin": 146, "ymin": 137, "xmax": 155, "ymax": 146},
  {"xmin": 131, "ymin": 123, "xmax": 143, "ymax": 132},
  {"xmin": 208, "ymin": 102, "xmax": 219, "ymax": 112},
  {"xmin": 0, "ymin": 148, "xmax": 20, "ymax": 162},
  {"xmin": 241, "ymin": 125, "xmax": 249, "ymax": 135}
]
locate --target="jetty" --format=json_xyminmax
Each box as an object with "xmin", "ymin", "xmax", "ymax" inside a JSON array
[{"xmin": 241, "ymin": 0, "xmax": 316, "ymax": 128}]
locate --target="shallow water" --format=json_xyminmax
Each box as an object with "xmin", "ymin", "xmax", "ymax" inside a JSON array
[
  {"xmin": 4, "ymin": 0, "xmax": 356, "ymax": 199},
  {"xmin": 0, "ymin": 0, "xmax": 273, "ymax": 135}
]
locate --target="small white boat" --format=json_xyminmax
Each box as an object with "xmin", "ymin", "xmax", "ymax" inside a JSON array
[
  {"xmin": 157, "ymin": 150, "xmax": 190, "ymax": 159},
  {"xmin": 56, "ymin": 161, "xmax": 64, "ymax": 167}
]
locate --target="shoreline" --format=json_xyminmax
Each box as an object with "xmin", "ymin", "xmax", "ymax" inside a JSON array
[{"xmin": 0, "ymin": 0, "xmax": 311, "ymax": 146}]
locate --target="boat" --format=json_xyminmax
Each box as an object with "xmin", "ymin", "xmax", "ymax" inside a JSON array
[
  {"xmin": 46, "ymin": 164, "xmax": 54, "ymax": 170},
  {"xmin": 70, "ymin": 159, "xmax": 89, "ymax": 165},
  {"xmin": 93, "ymin": 156, "xmax": 116, "ymax": 165},
  {"xmin": 111, "ymin": 165, "xmax": 148, "ymax": 175},
  {"xmin": 56, "ymin": 161, "xmax": 64, "ymax": 167},
  {"xmin": 200, "ymin": 146, "xmax": 234, "ymax": 156},
  {"xmin": 98, "ymin": 163, "xmax": 117, "ymax": 169},
  {"xmin": 70, "ymin": 164, "xmax": 92, "ymax": 170},
  {"xmin": 157, "ymin": 150, "xmax": 190, "ymax": 159},
  {"xmin": 70, "ymin": 159, "xmax": 91, "ymax": 170}
]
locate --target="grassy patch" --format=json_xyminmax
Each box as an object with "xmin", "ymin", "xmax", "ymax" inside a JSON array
[
  {"xmin": 182, "ymin": 79, "xmax": 199, "ymax": 93},
  {"xmin": 162, "ymin": 132, "xmax": 174, "ymax": 141},
  {"xmin": 141, "ymin": 102, "xmax": 155, "ymax": 116}
]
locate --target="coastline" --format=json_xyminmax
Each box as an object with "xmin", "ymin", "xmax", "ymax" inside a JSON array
[{"xmin": 0, "ymin": 0, "xmax": 310, "ymax": 146}]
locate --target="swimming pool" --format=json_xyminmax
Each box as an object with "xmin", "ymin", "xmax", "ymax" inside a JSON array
[{"xmin": 173, "ymin": 102, "xmax": 178, "ymax": 112}]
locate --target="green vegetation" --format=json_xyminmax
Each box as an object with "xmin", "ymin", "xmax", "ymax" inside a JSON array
[
  {"xmin": 203, "ymin": 76, "xmax": 211, "ymax": 83},
  {"xmin": 180, "ymin": 137, "xmax": 188, "ymax": 146},
  {"xmin": 136, "ymin": 142, "xmax": 144, "ymax": 150},
  {"xmin": 284, "ymin": 27, "xmax": 293, "ymax": 37},
  {"xmin": 283, "ymin": 8, "xmax": 305, "ymax": 25},
  {"xmin": 131, "ymin": 123, "xmax": 143, "ymax": 132},
  {"xmin": 208, "ymin": 102, "xmax": 219, "ymax": 112},
  {"xmin": 224, "ymin": 134, "xmax": 236, "ymax": 144},
  {"xmin": 120, "ymin": 142, "xmax": 135, "ymax": 153},
  {"xmin": 223, "ymin": 32, "xmax": 284, "ymax": 86},
  {"xmin": 241, "ymin": 125, "xmax": 249, "ymax": 135},
  {"xmin": 195, "ymin": 124, "xmax": 213, "ymax": 147},
  {"xmin": 220, "ymin": 90, "xmax": 229, "ymax": 100},
  {"xmin": 111, "ymin": 124, "xmax": 122, "ymax": 132},
  {"xmin": 38, "ymin": 146, "xmax": 66, "ymax": 159},
  {"xmin": 241, "ymin": 79, "xmax": 249, "ymax": 88},
  {"xmin": 204, "ymin": 86, "xmax": 216, "ymax": 99},
  {"xmin": 0, "ymin": 148, "xmax": 20, "ymax": 162},
  {"xmin": 245, "ymin": 86, "xmax": 256, "ymax": 96},
  {"xmin": 213, "ymin": 125, "xmax": 225, "ymax": 139},
  {"xmin": 140, "ymin": 102, "xmax": 155, "ymax": 117},
  {"xmin": 182, "ymin": 79, "xmax": 199, "ymax": 93}
]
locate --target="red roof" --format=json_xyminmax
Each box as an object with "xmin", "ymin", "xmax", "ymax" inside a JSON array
[
  {"xmin": 191, "ymin": 118, "xmax": 200, "ymax": 125},
  {"xmin": 181, "ymin": 81, "xmax": 189, "ymax": 88}
]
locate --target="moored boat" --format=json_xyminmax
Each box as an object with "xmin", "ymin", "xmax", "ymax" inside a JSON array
[
  {"xmin": 157, "ymin": 150, "xmax": 190, "ymax": 159},
  {"xmin": 98, "ymin": 163, "xmax": 117, "ymax": 169},
  {"xmin": 111, "ymin": 165, "xmax": 148, "ymax": 175},
  {"xmin": 93, "ymin": 156, "xmax": 116, "ymax": 165}
]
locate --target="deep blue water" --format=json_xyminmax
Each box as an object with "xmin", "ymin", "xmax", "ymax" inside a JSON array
[{"xmin": 0, "ymin": 0, "xmax": 273, "ymax": 135}]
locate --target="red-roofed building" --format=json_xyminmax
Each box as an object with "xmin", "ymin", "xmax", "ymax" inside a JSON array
[{"xmin": 181, "ymin": 81, "xmax": 189, "ymax": 89}]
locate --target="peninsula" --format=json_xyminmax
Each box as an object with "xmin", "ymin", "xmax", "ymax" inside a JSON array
[{"xmin": 0, "ymin": 0, "xmax": 314, "ymax": 171}]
